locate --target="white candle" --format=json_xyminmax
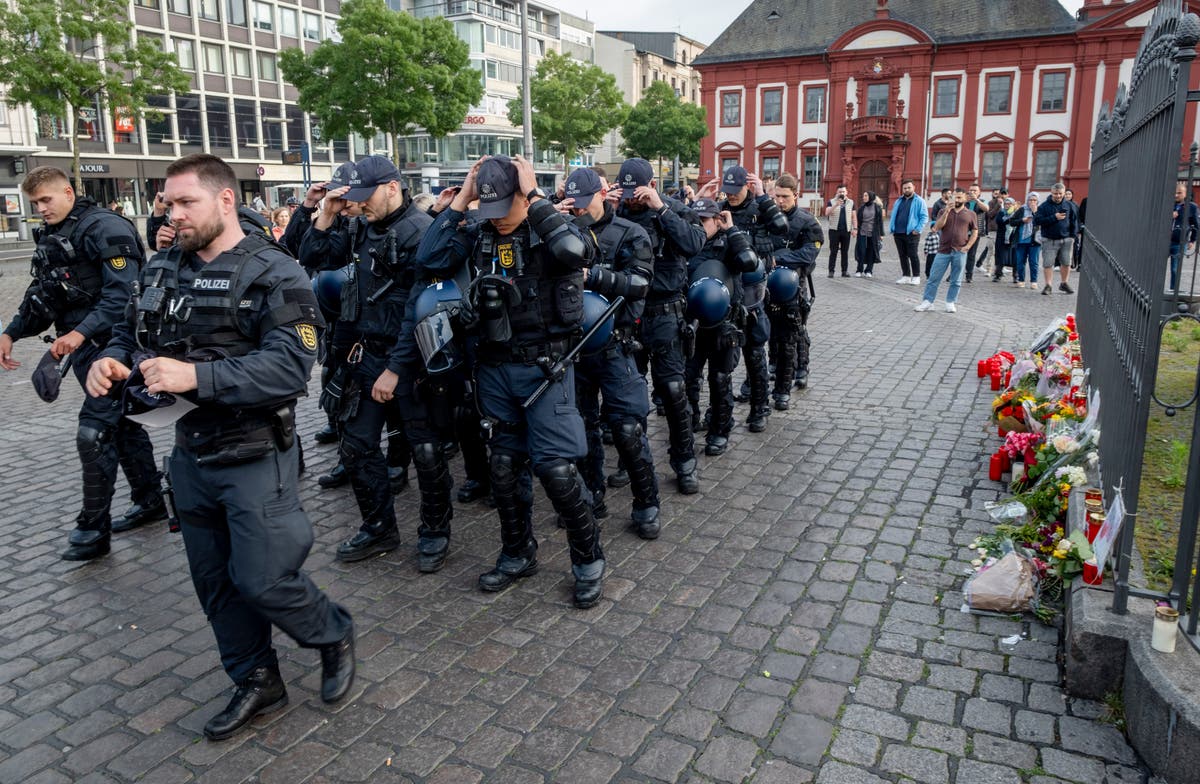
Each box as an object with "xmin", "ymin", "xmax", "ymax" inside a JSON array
[{"xmin": 1152, "ymin": 606, "xmax": 1179, "ymax": 653}]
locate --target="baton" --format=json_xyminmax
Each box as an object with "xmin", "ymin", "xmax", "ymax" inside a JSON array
[{"xmin": 523, "ymin": 295, "xmax": 624, "ymax": 410}]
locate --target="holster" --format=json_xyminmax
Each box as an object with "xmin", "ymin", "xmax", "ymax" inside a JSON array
[
  {"xmin": 681, "ymin": 320, "xmax": 697, "ymax": 359},
  {"xmin": 270, "ymin": 405, "xmax": 296, "ymax": 451}
]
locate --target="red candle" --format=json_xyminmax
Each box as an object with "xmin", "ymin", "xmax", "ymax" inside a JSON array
[
  {"xmin": 1003, "ymin": 370, "xmax": 1011, "ymax": 386},
  {"xmin": 1082, "ymin": 560, "xmax": 1103, "ymax": 585},
  {"xmin": 999, "ymin": 451, "xmax": 1011, "ymax": 472},
  {"xmin": 990, "ymin": 372, "xmax": 1002, "ymax": 391},
  {"xmin": 998, "ymin": 426, "xmax": 1007, "ymax": 438},
  {"xmin": 989, "ymin": 453, "xmax": 1003, "ymax": 481},
  {"xmin": 978, "ymin": 359, "xmax": 987, "ymax": 377}
]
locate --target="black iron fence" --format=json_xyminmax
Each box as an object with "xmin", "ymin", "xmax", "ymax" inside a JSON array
[{"xmin": 1077, "ymin": 0, "xmax": 1200, "ymax": 643}]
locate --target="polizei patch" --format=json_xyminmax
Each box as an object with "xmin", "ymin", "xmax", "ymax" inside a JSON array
[{"xmin": 192, "ymin": 277, "xmax": 232, "ymax": 291}]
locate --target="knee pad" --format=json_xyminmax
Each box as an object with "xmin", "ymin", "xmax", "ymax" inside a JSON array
[
  {"xmin": 411, "ymin": 441, "xmax": 441, "ymax": 470},
  {"xmin": 612, "ymin": 419, "xmax": 644, "ymax": 452},
  {"xmin": 534, "ymin": 457, "xmax": 577, "ymax": 495},
  {"xmin": 664, "ymin": 378, "xmax": 688, "ymax": 405},
  {"xmin": 490, "ymin": 450, "xmax": 522, "ymax": 487},
  {"xmin": 76, "ymin": 425, "xmax": 109, "ymax": 463}
]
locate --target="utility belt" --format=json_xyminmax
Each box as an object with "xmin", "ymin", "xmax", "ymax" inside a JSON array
[
  {"xmin": 181, "ymin": 405, "xmax": 296, "ymax": 466},
  {"xmin": 355, "ymin": 334, "xmax": 396, "ymax": 358},
  {"xmin": 484, "ymin": 338, "xmax": 570, "ymax": 365},
  {"xmin": 643, "ymin": 297, "xmax": 685, "ymax": 318}
]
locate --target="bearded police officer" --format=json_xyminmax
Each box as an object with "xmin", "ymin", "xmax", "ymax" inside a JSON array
[
  {"xmin": 0, "ymin": 166, "xmax": 163, "ymax": 560},
  {"xmin": 768, "ymin": 173, "xmax": 823, "ymax": 405},
  {"xmin": 85, "ymin": 154, "xmax": 354, "ymax": 740},
  {"xmin": 717, "ymin": 166, "xmax": 788, "ymax": 432},
  {"xmin": 561, "ymin": 167, "xmax": 661, "ymax": 540},
  {"xmin": 417, "ymin": 154, "xmax": 606, "ymax": 608},
  {"xmin": 612, "ymin": 158, "xmax": 706, "ymax": 494},
  {"xmin": 300, "ymin": 156, "xmax": 443, "ymax": 567},
  {"xmin": 684, "ymin": 199, "xmax": 760, "ymax": 455}
]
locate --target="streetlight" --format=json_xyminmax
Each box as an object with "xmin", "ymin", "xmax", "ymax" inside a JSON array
[{"xmin": 519, "ymin": 0, "xmax": 533, "ymax": 160}]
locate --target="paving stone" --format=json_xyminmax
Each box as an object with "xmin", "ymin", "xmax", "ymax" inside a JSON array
[
  {"xmin": 1041, "ymin": 747, "xmax": 1108, "ymax": 783},
  {"xmin": 790, "ymin": 679, "xmax": 847, "ymax": 720},
  {"xmin": 1057, "ymin": 716, "xmax": 1139, "ymax": 765},
  {"xmin": 632, "ymin": 738, "xmax": 695, "ymax": 782},
  {"xmin": 954, "ymin": 759, "xmax": 1024, "ymax": 784},
  {"xmin": 724, "ymin": 692, "xmax": 785, "ymax": 738},
  {"xmin": 911, "ymin": 721, "xmax": 967, "ymax": 756},
  {"xmin": 770, "ymin": 713, "xmax": 834, "ymax": 766},
  {"xmin": 589, "ymin": 714, "xmax": 654, "ymax": 758},
  {"xmin": 839, "ymin": 705, "xmax": 909, "ymax": 742},
  {"xmin": 827, "ymin": 728, "xmax": 880, "ymax": 766},
  {"xmin": 865, "ymin": 650, "xmax": 924, "ymax": 682},
  {"xmin": 880, "ymin": 743, "xmax": 949, "ymax": 784},
  {"xmin": 694, "ymin": 735, "xmax": 760, "ymax": 783},
  {"xmin": 850, "ymin": 676, "xmax": 899, "ymax": 710},
  {"xmin": 751, "ymin": 759, "xmax": 814, "ymax": 784},
  {"xmin": 814, "ymin": 760, "xmax": 891, "ymax": 784},
  {"xmin": 664, "ymin": 707, "xmax": 718, "ymax": 742},
  {"xmin": 927, "ymin": 664, "xmax": 977, "ymax": 694},
  {"xmin": 900, "ymin": 685, "xmax": 958, "ymax": 724},
  {"xmin": 970, "ymin": 733, "xmax": 1038, "ymax": 770},
  {"xmin": 961, "ymin": 698, "xmax": 1012, "ymax": 736}
]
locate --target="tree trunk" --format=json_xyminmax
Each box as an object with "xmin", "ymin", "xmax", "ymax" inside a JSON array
[
  {"xmin": 389, "ymin": 130, "xmax": 401, "ymax": 168},
  {"xmin": 70, "ymin": 104, "xmax": 83, "ymax": 195}
]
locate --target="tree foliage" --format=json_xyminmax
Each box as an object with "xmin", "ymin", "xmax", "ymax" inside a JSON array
[
  {"xmin": 0, "ymin": 0, "xmax": 189, "ymax": 192},
  {"xmin": 280, "ymin": 0, "xmax": 482, "ymax": 164},
  {"xmin": 621, "ymin": 80, "xmax": 707, "ymax": 166},
  {"xmin": 507, "ymin": 51, "xmax": 627, "ymax": 168}
]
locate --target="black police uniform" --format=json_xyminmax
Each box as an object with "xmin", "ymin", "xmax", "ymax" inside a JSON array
[
  {"xmin": 685, "ymin": 227, "xmax": 760, "ymax": 455},
  {"xmin": 617, "ymin": 197, "xmax": 705, "ymax": 493},
  {"xmin": 300, "ymin": 199, "xmax": 435, "ymax": 564},
  {"xmin": 727, "ymin": 193, "xmax": 788, "ymax": 430},
  {"xmin": 2, "ymin": 197, "xmax": 161, "ymax": 559},
  {"xmin": 574, "ymin": 203, "xmax": 660, "ymax": 539},
  {"xmin": 417, "ymin": 190, "xmax": 606, "ymax": 608},
  {"xmin": 769, "ymin": 205, "xmax": 823, "ymax": 404},
  {"xmin": 99, "ymin": 231, "xmax": 354, "ymax": 736}
]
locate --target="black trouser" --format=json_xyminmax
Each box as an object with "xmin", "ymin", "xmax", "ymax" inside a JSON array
[
  {"xmin": 73, "ymin": 340, "xmax": 160, "ymax": 533},
  {"xmin": 173, "ymin": 441, "xmax": 352, "ymax": 683},
  {"xmin": 396, "ymin": 366, "xmax": 455, "ymax": 544},
  {"xmin": 338, "ymin": 351, "xmax": 404, "ymax": 529},
  {"xmin": 767, "ymin": 300, "xmax": 807, "ymax": 392},
  {"xmin": 641, "ymin": 308, "xmax": 695, "ymax": 475},
  {"xmin": 894, "ymin": 233, "xmax": 921, "ymax": 279},
  {"xmin": 827, "ymin": 230, "xmax": 852, "ymax": 275},
  {"xmin": 686, "ymin": 323, "xmax": 741, "ymax": 443}
]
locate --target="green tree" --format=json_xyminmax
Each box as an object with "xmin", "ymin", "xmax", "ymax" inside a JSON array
[
  {"xmin": 0, "ymin": 0, "xmax": 189, "ymax": 193},
  {"xmin": 622, "ymin": 80, "xmax": 708, "ymax": 177},
  {"xmin": 280, "ymin": 0, "xmax": 482, "ymax": 166},
  {"xmin": 507, "ymin": 51, "xmax": 627, "ymax": 170}
]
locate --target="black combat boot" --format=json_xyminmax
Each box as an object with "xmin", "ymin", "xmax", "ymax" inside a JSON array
[
  {"xmin": 62, "ymin": 526, "xmax": 110, "ymax": 561},
  {"xmin": 319, "ymin": 623, "xmax": 355, "ymax": 703},
  {"xmin": 478, "ymin": 542, "xmax": 538, "ymax": 592},
  {"xmin": 336, "ymin": 519, "xmax": 400, "ymax": 562},
  {"xmin": 318, "ymin": 463, "xmax": 349, "ymax": 488},
  {"xmin": 111, "ymin": 500, "xmax": 168, "ymax": 533},
  {"xmin": 413, "ymin": 443, "xmax": 452, "ymax": 573},
  {"xmin": 203, "ymin": 667, "xmax": 288, "ymax": 741},
  {"xmin": 572, "ymin": 558, "xmax": 606, "ymax": 608}
]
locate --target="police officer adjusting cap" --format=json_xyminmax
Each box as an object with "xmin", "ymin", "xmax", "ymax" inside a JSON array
[
  {"xmin": 325, "ymin": 161, "xmax": 356, "ymax": 189},
  {"xmin": 767, "ymin": 267, "xmax": 801, "ymax": 303},
  {"xmin": 342, "ymin": 155, "xmax": 402, "ymax": 202},
  {"xmin": 413, "ymin": 280, "xmax": 464, "ymax": 374},
  {"xmin": 312, "ymin": 263, "xmax": 352, "ymax": 317},
  {"xmin": 721, "ymin": 166, "xmax": 749, "ymax": 195},
  {"xmin": 616, "ymin": 158, "xmax": 653, "ymax": 198},
  {"xmin": 564, "ymin": 168, "xmax": 602, "ymax": 209},
  {"xmin": 580, "ymin": 291, "xmax": 616, "ymax": 354},
  {"xmin": 687, "ymin": 277, "xmax": 731, "ymax": 327},
  {"xmin": 286, "ymin": 196, "xmax": 300, "ymax": 206},
  {"xmin": 691, "ymin": 198, "xmax": 721, "ymax": 219},
  {"xmin": 474, "ymin": 155, "xmax": 520, "ymax": 219}
]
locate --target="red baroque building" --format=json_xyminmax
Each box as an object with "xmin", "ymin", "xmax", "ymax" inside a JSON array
[{"xmin": 693, "ymin": 0, "xmax": 1200, "ymax": 203}]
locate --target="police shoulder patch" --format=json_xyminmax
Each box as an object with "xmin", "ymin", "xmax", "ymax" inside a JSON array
[
  {"xmin": 109, "ymin": 256, "xmax": 127, "ymax": 270},
  {"xmin": 295, "ymin": 323, "xmax": 318, "ymax": 350},
  {"xmin": 498, "ymin": 243, "xmax": 515, "ymax": 268}
]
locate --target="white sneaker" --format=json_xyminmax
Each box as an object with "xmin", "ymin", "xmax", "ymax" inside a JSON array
[
  {"xmin": 909, "ymin": 278, "xmax": 922, "ymax": 285},
  {"xmin": 864, "ymin": 272, "xmax": 873, "ymax": 278},
  {"xmin": 944, "ymin": 302, "xmax": 957, "ymax": 313},
  {"xmin": 915, "ymin": 300, "xmax": 933, "ymax": 312},
  {"xmin": 854, "ymin": 272, "xmax": 862, "ymax": 277},
  {"xmin": 896, "ymin": 277, "xmax": 908, "ymax": 285}
]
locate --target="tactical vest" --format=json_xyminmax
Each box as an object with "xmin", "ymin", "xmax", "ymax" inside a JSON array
[
  {"xmin": 596, "ymin": 215, "xmax": 645, "ymax": 328},
  {"xmin": 32, "ymin": 204, "xmax": 139, "ymax": 314},
  {"xmin": 474, "ymin": 222, "xmax": 583, "ymax": 347},
  {"xmin": 136, "ymin": 234, "xmax": 299, "ymax": 361},
  {"xmin": 730, "ymin": 199, "xmax": 784, "ymax": 261},
  {"xmin": 344, "ymin": 207, "xmax": 430, "ymax": 339},
  {"xmin": 621, "ymin": 202, "xmax": 690, "ymax": 303}
]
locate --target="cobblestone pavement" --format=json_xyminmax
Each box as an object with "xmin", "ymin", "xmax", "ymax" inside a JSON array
[{"xmin": 0, "ymin": 247, "xmax": 1149, "ymax": 783}]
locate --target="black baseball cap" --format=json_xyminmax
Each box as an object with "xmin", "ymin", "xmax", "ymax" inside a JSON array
[
  {"xmin": 721, "ymin": 166, "xmax": 749, "ymax": 194},
  {"xmin": 475, "ymin": 155, "xmax": 520, "ymax": 219},
  {"xmin": 563, "ymin": 168, "xmax": 603, "ymax": 209},
  {"xmin": 31, "ymin": 350, "xmax": 66, "ymax": 403},
  {"xmin": 325, "ymin": 162, "xmax": 356, "ymax": 189},
  {"xmin": 342, "ymin": 155, "xmax": 401, "ymax": 202},
  {"xmin": 616, "ymin": 158, "xmax": 653, "ymax": 197},
  {"xmin": 692, "ymin": 198, "xmax": 721, "ymax": 218}
]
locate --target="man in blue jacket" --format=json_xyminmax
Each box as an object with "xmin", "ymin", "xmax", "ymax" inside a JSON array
[
  {"xmin": 889, "ymin": 179, "xmax": 929, "ymax": 285},
  {"xmin": 1169, "ymin": 182, "xmax": 1198, "ymax": 292},
  {"xmin": 1034, "ymin": 182, "xmax": 1079, "ymax": 295}
]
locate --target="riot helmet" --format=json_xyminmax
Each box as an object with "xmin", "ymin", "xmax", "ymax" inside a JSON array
[
  {"xmin": 767, "ymin": 267, "xmax": 801, "ymax": 304},
  {"xmin": 413, "ymin": 280, "xmax": 464, "ymax": 374},
  {"xmin": 686, "ymin": 277, "xmax": 731, "ymax": 327},
  {"xmin": 580, "ymin": 291, "xmax": 616, "ymax": 354}
]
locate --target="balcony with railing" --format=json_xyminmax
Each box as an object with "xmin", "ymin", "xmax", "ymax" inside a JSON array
[
  {"xmin": 413, "ymin": 1, "xmax": 560, "ymax": 38},
  {"xmin": 845, "ymin": 115, "xmax": 907, "ymax": 143}
]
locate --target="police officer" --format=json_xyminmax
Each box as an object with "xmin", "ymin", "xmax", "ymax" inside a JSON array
[
  {"xmin": 299, "ymin": 156, "xmax": 441, "ymax": 567},
  {"xmin": 417, "ymin": 154, "xmax": 606, "ymax": 608},
  {"xmin": 715, "ymin": 166, "xmax": 788, "ymax": 432},
  {"xmin": 0, "ymin": 166, "xmax": 162, "ymax": 560},
  {"xmin": 85, "ymin": 154, "xmax": 354, "ymax": 741},
  {"xmin": 561, "ymin": 167, "xmax": 661, "ymax": 540},
  {"xmin": 684, "ymin": 198, "xmax": 760, "ymax": 455},
  {"xmin": 612, "ymin": 158, "xmax": 706, "ymax": 494},
  {"xmin": 767, "ymin": 173, "xmax": 823, "ymax": 406}
]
